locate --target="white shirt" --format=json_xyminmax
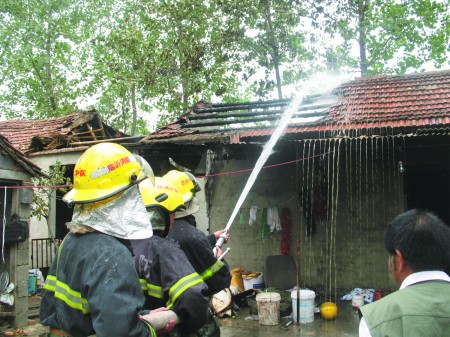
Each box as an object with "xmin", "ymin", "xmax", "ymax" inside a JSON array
[{"xmin": 359, "ymin": 271, "xmax": 450, "ymax": 337}]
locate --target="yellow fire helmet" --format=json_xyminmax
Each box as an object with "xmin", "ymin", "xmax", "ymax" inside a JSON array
[
  {"xmin": 320, "ymin": 302, "xmax": 338, "ymax": 320},
  {"xmin": 162, "ymin": 170, "xmax": 201, "ymax": 203},
  {"xmin": 63, "ymin": 143, "xmax": 145, "ymax": 204},
  {"xmin": 139, "ymin": 177, "xmax": 185, "ymax": 213}
]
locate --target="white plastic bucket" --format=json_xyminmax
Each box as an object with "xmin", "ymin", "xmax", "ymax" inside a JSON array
[
  {"xmin": 243, "ymin": 273, "xmax": 264, "ymax": 290},
  {"xmin": 256, "ymin": 292, "xmax": 281, "ymax": 325},
  {"xmin": 291, "ymin": 289, "xmax": 315, "ymax": 324}
]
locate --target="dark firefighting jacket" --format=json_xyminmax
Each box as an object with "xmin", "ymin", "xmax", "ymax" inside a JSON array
[
  {"xmin": 167, "ymin": 217, "xmax": 231, "ymax": 296},
  {"xmin": 40, "ymin": 232, "xmax": 156, "ymax": 337},
  {"xmin": 132, "ymin": 236, "xmax": 209, "ymax": 334}
]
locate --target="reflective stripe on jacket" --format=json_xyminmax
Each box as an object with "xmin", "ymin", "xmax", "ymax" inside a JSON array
[
  {"xmin": 133, "ymin": 235, "xmax": 209, "ymax": 334},
  {"xmin": 40, "ymin": 232, "xmax": 156, "ymax": 337},
  {"xmin": 167, "ymin": 218, "xmax": 231, "ymax": 296}
]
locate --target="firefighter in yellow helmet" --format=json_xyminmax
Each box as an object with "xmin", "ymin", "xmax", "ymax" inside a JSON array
[
  {"xmin": 163, "ymin": 170, "xmax": 231, "ymax": 298},
  {"xmin": 40, "ymin": 143, "xmax": 162, "ymax": 337},
  {"xmin": 133, "ymin": 175, "xmax": 210, "ymax": 336}
]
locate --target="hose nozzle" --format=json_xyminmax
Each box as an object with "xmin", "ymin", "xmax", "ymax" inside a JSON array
[{"xmin": 213, "ymin": 232, "xmax": 228, "ymax": 257}]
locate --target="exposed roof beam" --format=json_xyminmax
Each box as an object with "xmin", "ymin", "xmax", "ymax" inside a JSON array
[{"xmin": 182, "ymin": 111, "xmax": 326, "ymax": 128}]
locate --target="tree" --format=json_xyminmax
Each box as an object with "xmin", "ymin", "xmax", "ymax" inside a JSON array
[
  {"xmin": 307, "ymin": 0, "xmax": 450, "ymax": 76},
  {"xmin": 0, "ymin": 0, "xmax": 100, "ymax": 119},
  {"xmin": 30, "ymin": 161, "xmax": 71, "ymax": 244},
  {"xmin": 217, "ymin": 0, "xmax": 318, "ymax": 99},
  {"xmin": 1, "ymin": 0, "xmax": 448, "ymax": 129},
  {"xmin": 84, "ymin": 0, "xmax": 247, "ymax": 132},
  {"xmin": 137, "ymin": 0, "xmax": 247, "ymax": 127}
]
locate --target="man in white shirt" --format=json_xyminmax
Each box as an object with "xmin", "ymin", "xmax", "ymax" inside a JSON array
[{"xmin": 359, "ymin": 209, "xmax": 450, "ymax": 337}]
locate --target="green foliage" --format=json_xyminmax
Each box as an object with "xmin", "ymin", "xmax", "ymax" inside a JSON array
[
  {"xmin": 309, "ymin": 0, "xmax": 450, "ymax": 76},
  {"xmin": 0, "ymin": 0, "xmax": 100, "ymax": 119},
  {"xmin": 0, "ymin": 0, "xmax": 449, "ymax": 129},
  {"xmin": 30, "ymin": 161, "xmax": 71, "ymax": 224},
  {"xmin": 222, "ymin": 0, "xmax": 315, "ymax": 99}
]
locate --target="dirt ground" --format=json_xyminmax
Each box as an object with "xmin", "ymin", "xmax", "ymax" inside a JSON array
[
  {"xmin": 0, "ymin": 294, "xmax": 48, "ymax": 337},
  {"xmin": 3, "ymin": 322, "xmax": 49, "ymax": 337}
]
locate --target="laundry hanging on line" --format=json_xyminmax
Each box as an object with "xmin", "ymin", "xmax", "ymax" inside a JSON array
[
  {"xmin": 267, "ymin": 207, "xmax": 281, "ymax": 232},
  {"xmin": 249, "ymin": 206, "xmax": 258, "ymax": 226}
]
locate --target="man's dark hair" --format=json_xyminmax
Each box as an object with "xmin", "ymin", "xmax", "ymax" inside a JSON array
[{"xmin": 384, "ymin": 209, "xmax": 450, "ymax": 272}]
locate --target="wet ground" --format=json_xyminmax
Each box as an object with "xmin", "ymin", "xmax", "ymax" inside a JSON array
[
  {"xmin": 7, "ymin": 293, "xmax": 361, "ymax": 337},
  {"xmin": 220, "ymin": 300, "xmax": 360, "ymax": 337}
]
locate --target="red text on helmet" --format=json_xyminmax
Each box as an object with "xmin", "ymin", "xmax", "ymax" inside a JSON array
[{"xmin": 75, "ymin": 169, "xmax": 86, "ymax": 177}]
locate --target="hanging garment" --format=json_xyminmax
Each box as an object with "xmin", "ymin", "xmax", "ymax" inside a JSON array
[
  {"xmin": 267, "ymin": 207, "xmax": 281, "ymax": 232},
  {"xmin": 249, "ymin": 206, "xmax": 258, "ymax": 226}
]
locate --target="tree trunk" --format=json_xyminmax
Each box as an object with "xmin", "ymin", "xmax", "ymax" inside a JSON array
[
  {"xmin": 358, "ymin": 0, "xmax": 368, "ymax": 76},
  {"xmin": 265, "ymin": 2, "xmax": 283, "ymax": 99},
  {"xmin": 46, "ymin": 33, "xmax": 58, "ymax": 112},
  {"xmin": 131, "ymin": 81, "xmax": 137, "ymax": 136},
  {"xmin": 273, "ymin": 52, "xmax": 283, "ymax": 99}
]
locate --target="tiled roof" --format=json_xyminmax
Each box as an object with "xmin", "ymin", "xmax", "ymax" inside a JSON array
[
  {"xmin": 0, "ymin": 135, "xmax": 42, "ymax": 177},
  {"xmin": 0, "ymin": 110, "xmax": 127, "ymax": 153},
  {"xmin": 320, "ymin": 70, "xmax": 450, "ymax": 130},
  {"xmin": 141, "ymin": 69, "xmax": 450, "ymax": 145}
]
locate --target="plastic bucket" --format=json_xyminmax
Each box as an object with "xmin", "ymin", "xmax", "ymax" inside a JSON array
[
  {"xmin": 291, "ymin": 289, "xmax": 315, "ymax": 324},
  {"xmin": 243, "ymin": 273, "xmax": 264, "ymax": 290},
  {"xmin": 256, "ymin": 292, "xmax": 281, "ymax": 325}
]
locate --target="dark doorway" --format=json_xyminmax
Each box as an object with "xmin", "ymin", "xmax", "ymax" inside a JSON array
[
  {"xmin": 405, "ymin": 166, "xmax": 450, "ymax": 224},
  {"xmin": 404, "ymin": 138, "xmax": 450, "ymax": 225},
  {"xmin": 55, "ymin": 165, "xmax": 74, "ymax": 240}
]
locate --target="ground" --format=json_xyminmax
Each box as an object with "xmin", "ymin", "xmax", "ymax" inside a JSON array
[
  {"xmin": 220, "ymin": 301, "xmax": 360, "ymax": 337},
  {"xmin": 0, "ymin": 294, "xmax": 360, "ymax": 337}
]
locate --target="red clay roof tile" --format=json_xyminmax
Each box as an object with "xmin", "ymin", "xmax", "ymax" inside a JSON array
[{"xmin": 142, "ymin": 70, "xmax": 450, "ymax": 145}]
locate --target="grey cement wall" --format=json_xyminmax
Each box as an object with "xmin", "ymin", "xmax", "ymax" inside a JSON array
[
  {"xmin": 11, "ymin": 186, "xmax": 33, "ymax": 328},
  {"xmin": 208, "ymin": 149, "xmax": 403, "ymax": 296}
]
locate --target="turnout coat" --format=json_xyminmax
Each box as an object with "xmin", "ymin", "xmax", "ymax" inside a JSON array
[
  {"xmin": 167, "ymin": 217, "xmax": 231, "ymax": 297},
  {"xmin": 132, "ymin": 236, "xmax": 209, "ymax": 334},
  {"xmin": 40, "ymin": 232, "xmax": 156, "ymax": 337}
]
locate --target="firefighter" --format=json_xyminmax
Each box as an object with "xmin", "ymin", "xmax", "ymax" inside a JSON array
[
  {"xmin": 39, "ymin": 143, "xmax": 162, "ymax": 337},
  {"xmin": 162, "ymin": 170, "xmax": 231, "ymax": 297},
  {"xmin": 133, "ymin": 176, "xmax": 210, "ymax": 336}
]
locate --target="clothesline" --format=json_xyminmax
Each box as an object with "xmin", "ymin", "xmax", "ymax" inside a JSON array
[{"xmin": 0, "ymin": 150, "xmax": 332, "ymax": 190}]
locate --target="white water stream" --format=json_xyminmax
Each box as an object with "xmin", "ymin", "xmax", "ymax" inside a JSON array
[{"xmin": 223, "ymin": 94, "xmax": 304, "ymax": 232}]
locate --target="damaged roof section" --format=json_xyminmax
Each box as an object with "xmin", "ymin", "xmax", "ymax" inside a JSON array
[
  {"xmin": 182, "ymin": 95, "xmax": 335, "ymax": 129},
  {"xmin": 0, "ymin": 135, "xmax": 42, "ymax": 177},
  {"xmin": 142, "ymin": 70, "xmax": 450, "ymax": 146},
  {"xmin": 0, "ymin": 110, "xmax": 128, "ymax": 154},
  {"xmin": 141, "ymin": 94, "xmax": 338, "ymax": 145}
]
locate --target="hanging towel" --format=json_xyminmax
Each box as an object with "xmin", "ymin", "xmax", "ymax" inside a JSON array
[
  {"xmin": 249, "ymin": 206, "xmax": 258, "ymax": 226},
  {"xmin": 267, "ymin": 207, "xmax": 281, "ymax": 232},
  {"xmin": 261, "ymin": 208, "xmax": 267, "ymax": 239}
]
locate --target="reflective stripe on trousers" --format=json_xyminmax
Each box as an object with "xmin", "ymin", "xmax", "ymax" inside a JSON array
[{"xmin": 49, "ymin": 327, "xmax": 72, "ymax": 337}]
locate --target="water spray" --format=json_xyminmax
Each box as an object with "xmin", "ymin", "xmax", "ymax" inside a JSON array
[
  {"xmin": 212, "ymin": 73, "xmax": 343, "ymax": 258},
  {"xmin": 213, "ymin": 94, "xmax": 305, "ymax": 257}
]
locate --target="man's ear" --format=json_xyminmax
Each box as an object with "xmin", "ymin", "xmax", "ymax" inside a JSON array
[{"xmin": 395, "ymin": 249, "xmax": 405, "ymax": 271}]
